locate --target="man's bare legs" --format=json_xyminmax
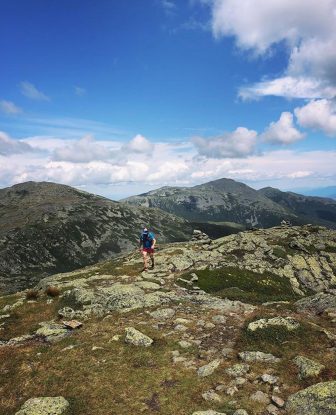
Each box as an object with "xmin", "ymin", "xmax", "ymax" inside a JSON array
[
  {"xmin": 142, "ymin": 250, "xmax": 148, "ymax": 270},
  {"xmin": 141, "ymin": 251, "xmax": 154, "ymax": 271}
]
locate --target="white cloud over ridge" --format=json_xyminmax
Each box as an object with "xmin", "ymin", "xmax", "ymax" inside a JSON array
[
  {"xmin": 295, "ymin": 99, "xmax": 336, "ymax": 137},
  {"xmin": 192, "ymin": 127, "xmax": 257, "ymax": 158},
  {"xmin": 209, "ymin": 0, "xmax": 336, "ymax": 99},
  {"xmin": 261, "ymin": 112, "xmax": 305, "ymax": 144},
  {"xmin": 20, "ymin": 81, "xmax": 50, "ymax": 101},
  {"xmin": 1, "ymin": 130, "xmax": 335, "ymax": 198}
]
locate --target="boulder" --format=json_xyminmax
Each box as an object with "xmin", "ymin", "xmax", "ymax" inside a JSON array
[
  {"xmin": 15, "ymin": 396, "xmax": 70, "ymax": 415},
  {"xmin": 293, "ymin": 355, "xmax": 325, "ymax": 379},
  {"xmin": 35, "ymin": 322, "xmax": 69, "ymax": 342},
  {"xmin": 197, "ymin": 359, "xmax": 221, "ymax": 377},
  {"xmin": 124, "ymin": 327, "xmax": 153, "ymax": 347},
  {"xmin": 286, "ymin": 381, "xmax": 336, "ymax": 414},
  {"xmin": 248, "ymin": 316, "xmax": 300, "ymax": 331},
  {"xmin": 149, "ymin": 307, "xmax": 175, "ymax": 319},
  {"xmin": 295, "ymin": 293, "xmax": 336, "ymax": 315},
  {"xmin": 238, "ymin": 351, "xmax": 280, "ymax": 363},
  {"xmin": 225, "ymin": 363, "xmax": 250, "ymax": 377}
]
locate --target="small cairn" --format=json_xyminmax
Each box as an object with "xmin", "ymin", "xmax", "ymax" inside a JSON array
[{"xmin": 190, "ymin": 229, "xmax": 211, "ymax": 243}]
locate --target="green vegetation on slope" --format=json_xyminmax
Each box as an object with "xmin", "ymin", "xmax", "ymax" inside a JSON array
[{"xmin": 179, "ymin": 267, "xmax": 300, "ymax": 304}]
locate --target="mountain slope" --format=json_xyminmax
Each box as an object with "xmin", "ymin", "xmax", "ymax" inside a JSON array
[
  {"xmin": 0, "ymin": 181, "xmax": 193, "ymax": 293},
  {"xmin": 122, "ymin": 178, "xmax": 296, "ymax": 227},
  {"xmin": 123, "ymin": 178, "xmax": 336, "ymax": 229},
  {"xmin": 258, "ymin": 187, "xmax": 336, "ymax": 227}
]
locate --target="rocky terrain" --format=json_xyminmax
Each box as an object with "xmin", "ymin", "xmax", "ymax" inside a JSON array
[
  {"xmin": 0, "ymin": 181, "xmax": 193, "ymax": 294},
  {"xmin": 123, "ymin": 178, "xmax": 336, "ymax": 230},
  {"xmin": 1, "ymin": 224, "xmax": 336, "ymax": 414}
]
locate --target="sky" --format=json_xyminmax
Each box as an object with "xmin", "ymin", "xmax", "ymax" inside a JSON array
[{"xmin": 0, "ymin": 0, "xmax": 335, "ymax": 199}]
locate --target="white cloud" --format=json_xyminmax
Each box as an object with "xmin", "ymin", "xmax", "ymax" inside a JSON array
[
  {"xmin": 1, "ymin": 129, "xmax": 335, "ymax": 198},
  {"xmin": 123, "ymin": 134, "xmax": 153, "ymax": 154},
  {"xmin": 0, "ymin": 131, "xmax": 35, "ymax": 155},
  {"xmin": 0, "ymin": 100, "xmax": 22, "ymax": 114},
  {"xmin": 295, "ymin": 99, "xmax": 336, "ymax": 136},
  {"xmin": 20, "ymin": 81, "xmax": 50, "ymax": 101},
  {"xmin": 52, "ymin": 135, "xmax": 118, "ymax": 163},
  {"xmin": 239, "ymin": 76, "xmax": 336, "ymax": 100},
  {"xmin": 261, "ymin": 112, "xmax": 305, "ymax": 144},
  {"xmin": 161, "ymin": 0, "xmax": 176, "ymax": 14},
  {"xmin": 209, "ymin": 0, "xmax": 336, "ymax": 99},
  {"xmin": 192, "ymin": 127, "xmax": 257, "ymax": 158}
]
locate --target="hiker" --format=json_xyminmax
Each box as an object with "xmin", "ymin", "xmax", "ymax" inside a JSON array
[{"xmin": 139, "ymin": 227, "xmax": 156, "ymax": 271}]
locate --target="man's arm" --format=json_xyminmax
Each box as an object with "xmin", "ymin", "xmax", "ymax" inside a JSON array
[{"xmin": 151, "ymin": 237, "xmax": 156, "ymax": 249}]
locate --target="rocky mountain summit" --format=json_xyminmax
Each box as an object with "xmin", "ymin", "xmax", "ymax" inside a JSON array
[
  {"xmin": 0, "ymin": 181, "xmax": 193, "ymax": 294},
  {"xmin": 1, "ymin": 224, "xmax": 336, "ymax": 414},
  {"xmin": 123, "ymin": 178, "xmax": 336, "ymax": 230}
]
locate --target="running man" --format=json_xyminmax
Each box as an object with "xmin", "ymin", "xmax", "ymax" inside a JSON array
[{"xmin": 139, "ymin": 227, "xmax": 156, "ymax": 271}]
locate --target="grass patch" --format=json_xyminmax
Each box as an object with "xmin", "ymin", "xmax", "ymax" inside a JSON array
[{"xmin": 178, "ymin": 267, "xmax": 300, "ymax": 304}]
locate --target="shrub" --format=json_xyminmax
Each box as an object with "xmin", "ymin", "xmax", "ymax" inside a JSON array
[
  {"xmin": 45, "ymin": 286, "xmax": 60, "ymax": 297},
  {"xmin": 26, "ymin": 289, "xmax": 39, "ymax": 300}
]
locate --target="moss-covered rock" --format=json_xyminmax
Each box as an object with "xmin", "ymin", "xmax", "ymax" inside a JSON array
[
  {"xmin": 286, "ymin": 381, "xmax": 336, "ymax": 414},
  {"xmin": 15, "ymin": 396, "xmax": 70, "ymax": 415},
  {"xmin": 293, "ymin": 355, "xmax": 325, "ymax": 379}
]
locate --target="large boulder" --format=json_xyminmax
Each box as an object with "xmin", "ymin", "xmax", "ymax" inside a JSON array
[
  {"xmin": 124, "ymin": 327, "xmax": 153, "ymax": 347},
  {"xmin": 295, "ymin": 293, "xmax": 336, "ymax": 315},
  {"xmin": 248, "ymin": 316, "xmax": 300, "ymax": 332},
  {"xmin": 293, "ymin": 355, "xmax": 325, "ymax": 379},
  {"xmin": 15, "ymin": 396, "xmax": 70, "ymax": 415},
  {"xmin": 286, "ymin": 381, "xmax": 336, "ymax": 414}
]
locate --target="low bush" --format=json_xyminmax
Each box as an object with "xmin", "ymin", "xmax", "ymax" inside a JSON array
[{"xmin": 45, "ymin": 286, "xmax": 60, "ymax": 297}]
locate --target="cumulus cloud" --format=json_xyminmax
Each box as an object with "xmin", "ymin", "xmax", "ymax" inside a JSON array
[
  {"xmin": 0, "ymin": 131, "xmax": 35, "ymax": 155},
  {"xmin": 0, "ymin": 100, "xmax": 22, "ymax": 114},
  {"xmin": 209, "ymin": 0, "xmax": 336, "ymax": 99},
  {"xmin": 123, "ymin": 134, "xmax": 153, "ymax": 154},
  {"xmin": 295, "ymin": 99, "xmax": 336, "ymax": 137},
  {"xmin": 52, "ymin": 135, "xmax": 117, "ymax": 163},
  {"xmin": 261, "ymin": 112, "xmax": 305, "ymax": 144},
  {"xmin": 20, "ymin": 81, "xmax": 50, "ymax": 101},
  {"xmin": 192, "ymin": 127, "xmax": 257, "ymax": 158}
]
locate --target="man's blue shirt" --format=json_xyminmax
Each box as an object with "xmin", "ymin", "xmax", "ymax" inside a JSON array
[{"xmin": 140, "ymin": 232, "xmax": 155, "ymax": 248}]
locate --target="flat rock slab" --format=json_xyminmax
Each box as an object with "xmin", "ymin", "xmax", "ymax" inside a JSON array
[
  {"xmin": 124, "ymin": 327, "xmax": 153, "ymax": 347},
  {"xmin": 296, "ymin": 293, "xmax": 336, "ymax": 315},
  {"xmin": 248, "ymin": 316, "xmax": 300, "ymax": 331},
  {"xmin": 192, "ymin": 411, "xmax": 227, "ymax": 415},
  {"xmin": 239, "ymin": 351, "xmax": 281, "ymax": 363},
  {"xmin": 15, "ymin": 396, "xmax": 70, "ymax": 415},
  {"xmin": 286, "ymin": 381, "xmax": 336, "ymax": 414},
  {"xmin": 36, "ymin": 322, "xmax": 69, "ymax": 342}
]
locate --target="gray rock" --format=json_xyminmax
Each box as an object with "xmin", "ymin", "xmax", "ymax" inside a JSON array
[
  {"xmin": 248, "ymin": 316, "xmax": 300, "ymax": 331},
  {"xmin": 293, "ymin": 355, "xmax": 325, "ymax": 379},
  {"xmin": 295, "ymin": 293, "xmax": 336, "ymax": 315},
  {"xmin": 225, "ymin": 363, "xmax": 250, "ymax": 377},
  {"xmin": 15, "ymin": 396, "xmax": 70, "ymax": 415},
  {"xmin": 197, "ymin": 359, "xmax": 221, "ymax": 377},
  {"xmin": 250, "ymin": 390, "xmax": 270, "ymax": 404},
  {"xmin": 36, "ymin": 322, "xmax": 69, "ymax": 342},
  {"xmin": 149, "ymin": 307, "xmax": 175, "ymax": 319},
  {"xmin": 192, "ymin": 411, "xmax": 226, "ymax": 415},
  {"xmin": 7, "ymin": 334, "xmax": 36, "ymax": 346},
  {"xmin": 261, "ymin": 374, "xmax": 279, "ymax": 385},
  {"xmin": 233, "ymin": 410, "xmax": 249, "ymax": 415},
  {"xmin": 124, "ymin": 327, "xmax": 153, "ymax": 347},
  {"xmin": 202, "ymin": 389, "xmax": 222, "ymax": 402},
  {"xmin": 286, "ymin": 381, "xmax": 336, "ymax": 414},
  {"xmin": 238, "ymin": 351, "xmax": 280, "ymax": 363}
]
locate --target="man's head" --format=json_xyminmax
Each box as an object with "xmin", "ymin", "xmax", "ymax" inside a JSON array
[{"xmin": 143, "ymin": 227, "xmax": 149, "ymax": 234}]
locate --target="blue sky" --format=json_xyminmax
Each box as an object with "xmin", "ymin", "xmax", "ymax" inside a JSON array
[{"xmin": 0, "ymin": 0, "xmax": 335, "ymax": 199}]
